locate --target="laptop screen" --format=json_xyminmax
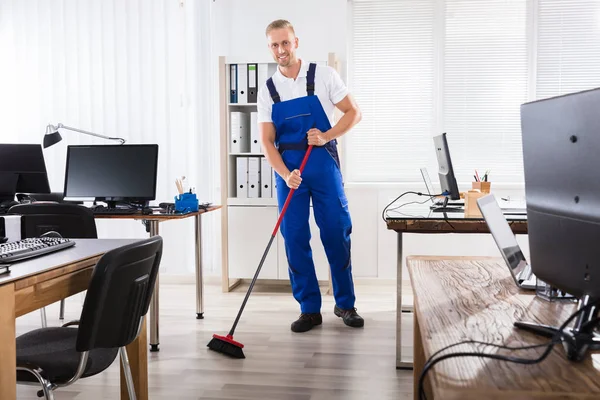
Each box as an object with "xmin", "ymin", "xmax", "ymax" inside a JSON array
[
  {"xmin": 420, "ymin": 168, "xmax": 435, "ymax": 204},
  {"xmin": 477, "ymin": 194, "xmax": 529, "ymax": 281}
]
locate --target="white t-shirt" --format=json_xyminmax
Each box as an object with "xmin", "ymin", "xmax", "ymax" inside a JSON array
[{"xmin": 257, "ymin": 59, "xmax": 348, "ymax": 127}]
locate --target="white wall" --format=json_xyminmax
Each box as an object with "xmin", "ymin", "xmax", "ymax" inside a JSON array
[
  {"xmin": 213, "ymin": 0, "xmax": 348, "ymax": 64},
  {"xmin": 212, "ymin": 0, "xmax": 530, "ymax": 282}
]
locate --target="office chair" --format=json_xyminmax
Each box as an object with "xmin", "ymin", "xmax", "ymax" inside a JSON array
[
  {"xmin": 16, "ymin": 235, "xmax": 163, "ymax": 400},
  {"xmin": 8, "ymin": 203, "xmax": 98, "ymax": 326}
]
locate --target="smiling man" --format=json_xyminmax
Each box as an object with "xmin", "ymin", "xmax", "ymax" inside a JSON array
[{"xmin": 257, "ymin": 19, "xmax": 363, "ymax": 333}]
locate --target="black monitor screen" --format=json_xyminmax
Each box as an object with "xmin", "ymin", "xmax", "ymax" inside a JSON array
[
  {"xmin": 64, "ymin": 144, "xmax": 159, "ymax": 202},
  {"xmin": 0, "ymin": 144, "xmax": 51, "ymax": 199},
  {"xmin": 433, "ymin": 133, "xmax": 460, "ymax": 200}
]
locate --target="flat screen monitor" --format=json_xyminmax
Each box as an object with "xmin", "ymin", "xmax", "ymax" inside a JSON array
[
  {"xmin": 64, "ymin": 144, "xmax": 159, "ymax": 205},
  {"xmin": 433, "ymin": 133, "xmax": 460, "ymax": 200},
  {"xmin": 0, "ymin": 144, "xmax": 51, "ymax": 202},
  {"xmin": 518, "ymin": 87, "xmax": 600, "ymax": 362},
  {"xmin": 521, "ymin": 87, "xmax": 600, "ymax": 300}
]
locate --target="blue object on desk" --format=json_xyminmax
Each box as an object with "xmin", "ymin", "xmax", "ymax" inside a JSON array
[{"xmin": 174, "ymin": 192, "xmax": 199, "ymax": 214}]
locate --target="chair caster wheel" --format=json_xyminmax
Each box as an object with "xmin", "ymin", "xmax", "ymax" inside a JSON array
[
  {"xmin": 196, "ymin": 313, "xmax": 204, "ymax": 319},
  {"xmin": 150, "ymin": 344, "xmax": 159, "ymax": 352}
]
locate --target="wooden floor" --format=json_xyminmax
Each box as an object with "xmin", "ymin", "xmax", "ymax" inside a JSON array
[{"xmin": 15, "ymin": 281, "xmax": 414, "ymax": 400}]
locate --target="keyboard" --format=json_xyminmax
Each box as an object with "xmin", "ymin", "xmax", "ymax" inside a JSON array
[{"xmin": 0, "ymin": 237, "xmax": 75, "ymax": 263}]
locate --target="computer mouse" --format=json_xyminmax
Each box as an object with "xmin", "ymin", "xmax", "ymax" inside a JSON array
[{"xmin": 40, "ymin": 231, "xmax": 63, "ymax": 239}]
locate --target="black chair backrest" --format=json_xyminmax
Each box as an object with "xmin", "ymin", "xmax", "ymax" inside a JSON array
[
  {"xmin": 8, "ymin": 203, "xmax": 97, "ymax": 238},
  {"xmin": 76, "ymin": 235, "xmax": 163, "ymax": 352}
]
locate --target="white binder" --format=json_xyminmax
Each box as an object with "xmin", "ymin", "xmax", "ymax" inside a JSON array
[
  {"xmin": 236, "ymin": 157, "xmax": 248, "ymax": 198},
  {"xmin": 230, "ymin": 112, "xmax": 250, "ymax": 153},
  {"xmin": 272, "ymin": 169, "xmax": 278, "ymax": 201},
  {"xmin": 250, "ymin": 112, "xmax": 261, "ymax": 154},
  {"xmin": 238, "ymin": 63, "xmax": 248, "ymax": 104},
  {"xmin": 258, "ymin": 63, "xmax": 269, "ymax": 89},
  {"xmin": 260, "ymin": 157, "xmax": 272, "ymax": 198},
  {"xmin": 248, "ymin": 157, "xmax": 260, "ymax": 198}
]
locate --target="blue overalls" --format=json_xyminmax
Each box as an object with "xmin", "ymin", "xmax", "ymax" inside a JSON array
[{"xmin": 266, "ymin": 63, "xmax": 356, "ymax": 314}]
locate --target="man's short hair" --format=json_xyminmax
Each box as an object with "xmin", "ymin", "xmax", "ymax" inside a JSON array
[{"xmin": 265, "ymin": 19, "xmax": 295, "ymax": 37}]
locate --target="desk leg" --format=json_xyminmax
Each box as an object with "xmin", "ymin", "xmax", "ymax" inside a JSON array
[
  {"xmin": 397, "ymin": 232, "xmax": 412, "ymax": 369},
  {"xmin": 0, "ymin": 283, "xmax": 16, "ymax": 400},
  {"xmin": 195, "ymin": 215, "xmax": 204, "ymax": 319},
  {"xmin": 148, "ymin": 221, "xmax": 160, "ymax": 352},
  {"xmin": 121, "ymin": 316, "xmax": 148, "ymax": 400}
]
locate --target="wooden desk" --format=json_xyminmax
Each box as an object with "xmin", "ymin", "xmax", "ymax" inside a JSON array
[
  {"xmin": 96, "ymin": 206, "xmax": 221, "ymax": 351},
  {"xmin": 386, "ymin": 207, "xmax": 527, "ymax": 368},
  {"xmin": 408, "ymin": 256, "xmax": 600, "ymax": 400},
  {"xmin": 0, "ymin": 238, "xmax": 146, "ymax": 400}
]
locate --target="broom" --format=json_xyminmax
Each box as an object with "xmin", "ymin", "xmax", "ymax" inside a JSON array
[{"xmin": 208, "ymin": 144, "xmax": 314, "ymax": 359}]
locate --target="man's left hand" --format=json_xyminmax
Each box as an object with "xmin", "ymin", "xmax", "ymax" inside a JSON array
[{"xmin": 307, "ymin": 128, "xmax": 329, "ymax": 147}]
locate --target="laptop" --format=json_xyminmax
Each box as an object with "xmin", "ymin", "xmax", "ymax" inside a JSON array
[
  {"xmin": 477, "ymin": 194, "xmax": 537, "ymax": 290},
  {"xmin": 420, "ymin": 168, "xmax": 464, "ymax": 207}
]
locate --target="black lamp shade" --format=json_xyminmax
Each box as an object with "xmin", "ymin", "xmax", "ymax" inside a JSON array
[{"xmin": 43, "ymin": 131, "xmax": 62, "ymax": 148}]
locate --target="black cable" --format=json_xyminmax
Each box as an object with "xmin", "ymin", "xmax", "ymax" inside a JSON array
[
  {"xmin": 382, "ymin": 191, "xmax": 443, "ymax": 223},
  {"xmin": 386, "ymin": 197, "xmax": 434, "ymax": 214},
  {"xmin": 418, "ymin": 298, "xmax": 600, "ymax": 400}
]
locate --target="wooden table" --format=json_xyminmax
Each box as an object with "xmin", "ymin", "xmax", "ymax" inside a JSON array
[
  {"xmin": 96, "ymin": 206, "xmax": 221, "ymax": 351},
  {"xmin": 386, "ymin": 206, "xmax": 528, "ymax": 368},
  {"xmin": 0, "ymin": 238, "xmax": 146, "ymax": 400},
  {"xmin": 408, "ymin": 256, "xmax": 600, "ymax": 400}
]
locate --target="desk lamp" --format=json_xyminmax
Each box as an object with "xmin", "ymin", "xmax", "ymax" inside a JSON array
[{"xmin": 43, "ymin": 123, "xmax": 126, "ymax": 148}]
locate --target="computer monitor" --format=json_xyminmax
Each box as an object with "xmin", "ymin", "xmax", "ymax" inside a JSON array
[
  {"xmin": 433, "ymin": 133, "xmax": 460, "ymax": 201},
  {"xmin": 64, "ymin": 144, "xmax": 159, "ymax": 207},
  {"xmin": 518, "ymin": 87, "xmax": 600, "ymax": 361},
  {"xmin": 0, "ymin": 144, "xmax": 51, "ymax": 202}
]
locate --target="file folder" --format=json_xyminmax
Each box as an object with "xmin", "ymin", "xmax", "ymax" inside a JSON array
[
  {"xmin": 248, "ymin": 63, "xmax": 258, "ymax": 103},
  {"xmin": 260, "ymin": 157, "xmax": 272, "ymax": 198},
  {"xmin": 236, "ymin": 157, "xmax": 248, "ymax": 198},
  {"xmin": 250, "ymin": 112, "xmax": 261, "ymax": 154},
  {"xmin": 258, "ymin": 63, "xmax": 270, "ymax": 90},
  {"xmin": 230, "ymin": 64, "xmax": 237, "ymax": 103},
  {"xmin": 230, "ymin": 112, "xmax": 250, "ymax": 153},
  {"xmin": 238, "ymin": 63, "xmax": 248, "ymax": 104},
  {"xmin": 248, "ymin": 157, "xmax": 260, "ymax": 198}
]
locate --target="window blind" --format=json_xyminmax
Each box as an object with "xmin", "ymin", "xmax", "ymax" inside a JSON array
[
  {"xmin": 347, "ymin": 0, "xmax": 435, "ymax": 183},
  {"xmin": 536, "ymin": 0, "xmax": 600, "ymax": 99},
  {"xmin": 349, "ymin": 0, "xmax": 528, "ymax": 184},
  {"xmin": 442, "ymin": 0, "xmax": 528, "ymax": 184}
]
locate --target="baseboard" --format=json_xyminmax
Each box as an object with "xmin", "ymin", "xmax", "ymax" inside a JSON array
[{"xmin": 159, "ymin": 274, "xmax": 396, "ymax": 286}]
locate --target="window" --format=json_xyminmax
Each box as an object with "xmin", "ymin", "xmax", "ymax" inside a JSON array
[
  {"xmin": 348, "ymin": 0, "xmax": 600, "ymax": 184},
  {"xmin": 536, "ymin": 0, "xmax": 600, "ymax": 99}
]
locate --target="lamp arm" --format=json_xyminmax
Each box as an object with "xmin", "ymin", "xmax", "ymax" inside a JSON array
[{"xmin": 57, "ymin": 123, "xmax": 126, "ymax": 144}]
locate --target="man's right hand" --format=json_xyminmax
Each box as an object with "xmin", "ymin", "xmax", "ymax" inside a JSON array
[{"xmin": 284, "ymin": 169, "xmax": 302, "ymax": 189}]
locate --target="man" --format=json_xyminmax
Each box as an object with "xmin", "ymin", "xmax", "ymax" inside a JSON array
[{"xmin": 257, "ymin": 19, "xmax": 363, "ymax": 333}]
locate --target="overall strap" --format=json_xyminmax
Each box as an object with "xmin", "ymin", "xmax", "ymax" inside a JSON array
[
  {"xmin": 306, "ymin": 63, "xmax": 317, "ymax": 96},
  {"xmin": 266, "ymin": 77, "xmax": 281, "ymax": 103}
]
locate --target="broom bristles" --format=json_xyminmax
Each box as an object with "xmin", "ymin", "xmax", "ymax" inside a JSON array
[{"xmin": 207, "ymin": 335, "xmax": 246, "ymax": 359}]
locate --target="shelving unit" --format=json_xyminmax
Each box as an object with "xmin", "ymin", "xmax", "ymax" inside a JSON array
[{"xmin": 219, "ymin": 53, "xmax": 340, "ymax": 292}]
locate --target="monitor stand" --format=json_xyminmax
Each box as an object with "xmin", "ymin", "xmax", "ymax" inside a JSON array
[
  {"xmin": 431, "ymin": 196, "xmax": 464, "ymax": 213},
  {"xmin": 514, "ymin": 294, "xmax": 600, "ymax": 361}
]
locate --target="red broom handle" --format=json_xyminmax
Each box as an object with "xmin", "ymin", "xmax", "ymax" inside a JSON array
[{"xmin": 271, "ymin": 145, "xmax": 314, "ymax": 236}]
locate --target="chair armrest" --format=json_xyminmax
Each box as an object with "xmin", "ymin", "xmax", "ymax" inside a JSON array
[{"xmin": 61, "ymin": 320, "xmax": 80, "ymax": 328}]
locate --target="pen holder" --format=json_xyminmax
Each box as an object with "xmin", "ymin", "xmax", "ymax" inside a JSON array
[
  {"xmin": 174, "ymin": 192, "xmax": 199, "ymax": 213},
  {"xmin": 464, "ymin": 190, "xmax": 487, "ymax": 217},
  {"xmin": 472, "ymin": 181, "xmax": 491, "ymax": 193}
]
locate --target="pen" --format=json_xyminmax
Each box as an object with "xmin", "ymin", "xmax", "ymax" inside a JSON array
[{"xmin": 475, "ymin": 170, "xmax": 480, "ymax": 182}]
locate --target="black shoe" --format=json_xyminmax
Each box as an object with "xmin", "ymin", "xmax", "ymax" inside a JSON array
[
  {"xmin": 291, "ymin": 313, "xmax": 322, "ymax": 333},
  {"xmin": 334, "ymin": 305, "xmax": 364, "ymax": 328}
]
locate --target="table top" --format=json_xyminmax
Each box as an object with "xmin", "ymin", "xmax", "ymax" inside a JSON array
[
  {"xmin": 0, "ymin": 238, "xmax": 141, "ymax": 285},
  {"xmin": 408, "ymin": 256, "xmax": 600, "ymax": 399},
  {"xmin": 385, "ymin": 203, "xmax": 528, "ymax": 234},
  {"xmin": 94, "ymin": 205, "xmax": 221, "ymax": 220}
]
